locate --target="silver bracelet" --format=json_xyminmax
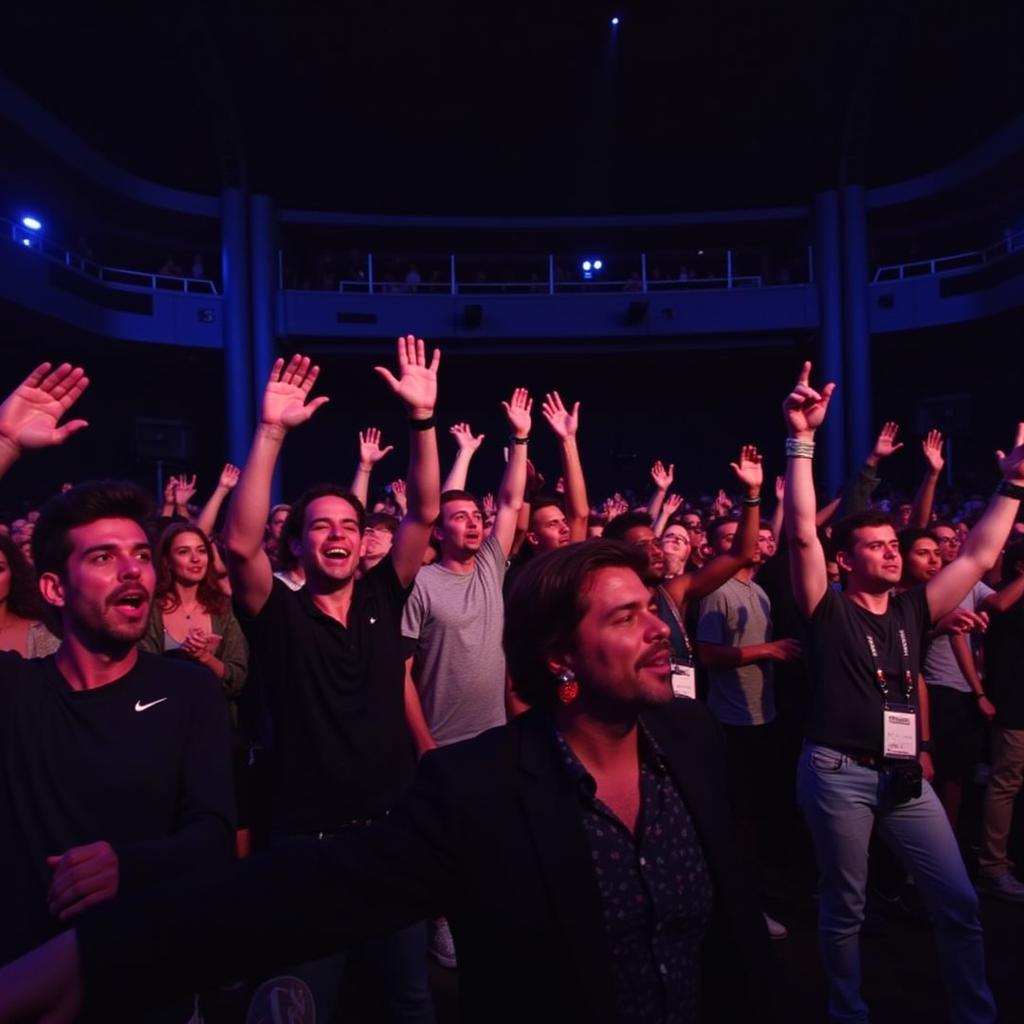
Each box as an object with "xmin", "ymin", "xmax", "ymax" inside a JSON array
[{"xmin": 785, "ymin": 437, "xmax": 816, "ymax": 459}]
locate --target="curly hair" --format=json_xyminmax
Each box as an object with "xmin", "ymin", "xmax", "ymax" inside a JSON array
[
  {"xmin": 155, "ymin": 523, "xmax": 228, "ymax": 617},
  {"xmin": 0, "ymin": 533, "xmax": 45, "ymax": 620}
]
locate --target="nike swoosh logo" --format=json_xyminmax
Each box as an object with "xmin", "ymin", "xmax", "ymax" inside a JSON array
[{"xmin": 134, "ymin": 698, "xmax": 168, "ymax": 712}]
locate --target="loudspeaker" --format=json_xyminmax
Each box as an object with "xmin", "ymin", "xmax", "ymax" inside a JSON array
[
  {"xmin": 463, "ymin": 304, "xmax": 483, "ymax": 328},
  {"xmin": 135, "ymin": 419, "xmax": 190, "ymax": 462},
  {"xmin": 625, "ymin": 301, "xmax": 649, "ymax": 325}
]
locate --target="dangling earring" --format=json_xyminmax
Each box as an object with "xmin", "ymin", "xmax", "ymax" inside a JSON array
[{"xmin": 557, "ymin": 670, "xmax": 579, "ymax": 705}]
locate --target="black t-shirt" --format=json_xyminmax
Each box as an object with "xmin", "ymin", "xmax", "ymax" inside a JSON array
[
  {"xmin": 0, "ymin": 651, "xmax": 235, "ymax": 964},
  {"xmin": 238, "ymin": 559, "xmax": 416, "ymax": 833},
  {"xmin": 984, "ymin": 592, "xmax": 1024, "ymax": 729},
  {"xmin": 805, "ymin": 586, "xmax": 931, "ymax": 758}
]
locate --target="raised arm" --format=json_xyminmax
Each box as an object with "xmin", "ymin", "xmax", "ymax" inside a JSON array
[
  {"xmin": 194, "ymin": 464, "xmax": 239, "ymax": 537},
  {"xmin": 541, "ymin": 391, "xmax": 589, "ymax": 541},
  {"xmin": 909, "ymin": 429, "xmax": 944, "ymax": 529},
  {"xmin": 769, "ymin": 475, "xmax": 785, "ymax": 547},
  {"xmin": 833, "ymin": 421, "xmax": 898, "ymax": 522},
  {"xmin": 493, "ymin": 389, "xmax": 532, "ymax": 556},
  {"xmin": 442, "ymin": 422, "xmax": 484, "ymax": 492},
  {"xmin": 172, "ymin": 475, "xmax": 197, "ymax": 520},
  {"xmin": 224, "ymin": 355, "xmax": 329, "ymax": 616},
  {"xmin": 783, "ymin": 361, "xmax": 835, "ymax": 618},
  {"xmin": 653, "ymin": 493, "xmax": 683, "ymax": 537},
  {"xmin": 350, "ymin": 427, "xmax": 394, "ymax": 508},
  {"xmin": 0, "ymin": 362, "xmax": 90, "ymax": 481},
  {"xmin": 925, "ymin": 424, "xmax": 1024, "ymax": 622},
  {"xmin": 647, "ymin": 460, "xmax": 675, "ymax": 525},
  {"xmin": 665, "ymin": 445, "xmax": 764, "ymax": 607},
  {"xmin": 375, "ymin": 336, "xmax": 441, "ymax": 587}
]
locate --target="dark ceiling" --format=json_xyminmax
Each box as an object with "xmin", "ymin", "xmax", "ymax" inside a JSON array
[{"xmin": 2, "ymin": 2, "xmax": 1023, "ymax": 216}]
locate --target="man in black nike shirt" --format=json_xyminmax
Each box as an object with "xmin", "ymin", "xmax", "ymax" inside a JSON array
[{"xmin": 0, "ymin": 364, "xmax": 234, "ymax": 1020}]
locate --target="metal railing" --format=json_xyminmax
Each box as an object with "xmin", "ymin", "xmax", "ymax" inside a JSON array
[
  {"xmin": 283, "ymin": 248, "xmax": 771, "ymax": 296},
  {"xmin": 2, "ymin": 215, "xmax": 219, "ymax": 295},
  {"xmin": 872, "ymin": 228, "xmax": 1024, "ymax": 283}
]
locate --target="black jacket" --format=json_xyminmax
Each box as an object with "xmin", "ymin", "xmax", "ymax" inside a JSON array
[{"xmin": 78, "ymin": 701, "xmax": 776, "ymax": 1022}]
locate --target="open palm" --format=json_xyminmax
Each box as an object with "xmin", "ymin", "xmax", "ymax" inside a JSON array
[
  {"xmin": 261, "ymin": 355, "xmax": 329, "ymax": 430},
  {"xmin": 0, "ymin": 363, "xmax": 89, "ymax": 450}
]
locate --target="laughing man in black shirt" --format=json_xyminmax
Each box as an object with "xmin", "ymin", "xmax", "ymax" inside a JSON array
[
  {"xmin": 223, "ymin": 338, "xmax": 441, "ymax": 1022},
  {"xmin": 782, "ymin": 361, "xmax": 1024, "ymax": 1024}
]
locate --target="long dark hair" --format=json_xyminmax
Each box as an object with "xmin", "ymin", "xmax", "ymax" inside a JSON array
[
  {"xmin": 155, "ymin": 523, "xmax": 228, "ymax": 617},
  {"xmin": 0, "ymin": 533, "xmax": 45, "ymax": 620}
]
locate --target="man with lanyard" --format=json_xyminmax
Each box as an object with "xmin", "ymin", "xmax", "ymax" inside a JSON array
[
  {"xmin": 783, "ymin": 361, "xmax": 1021, "ymax": 1024},
  {"xmin": 603, "ymin": 445, "xmax": 764, "ymax": 703}
]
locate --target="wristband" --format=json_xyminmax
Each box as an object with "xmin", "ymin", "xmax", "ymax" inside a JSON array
[
  {"xmin": 974, "ymin": 692, "xmax": 987, "ymax": 702},
  {"xmin": 741, "ymin": 495, "xmax": 761, "ymax": 507},
  {"xmin": 785, "ymin": 438, "xmax": 816, "ymax": 459},
  {"xmin": 409, "ymin": 415, "xmax": 436, "ymax": 432},
  {"xmin": 995, "ymin": 480, "xmax": 1024, "ymax": 500},
  {"xmin": 510, "ymin": 435, "xmax": 529, "ymax": 445}
]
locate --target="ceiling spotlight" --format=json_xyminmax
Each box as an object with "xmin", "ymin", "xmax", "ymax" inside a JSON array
[
  {"xmin": 611, "ymin": 17, "xmax": 620, "ymax": 26},
  {"xmin": 21, "ymin": 216, "xmax": 42, "ymax": 231},
  {"xmin": 21, "ymin": 238, "xmax": 31, "ymax": 247},
  {"xmin": 593, "ymin": 259, "xmax": 603, "ymax": 271},
  {"xmin": 582, "ymin": 260, "xmax": 592, "ymax": 272}
]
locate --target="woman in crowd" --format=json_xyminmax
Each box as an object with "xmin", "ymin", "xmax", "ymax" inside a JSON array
[
  {"xmin": 0, "ymin": 533, "xmax": 59, "ymax": 658},
  {"xmin": 140, "ymin": 522, "xmax": 248, "ymax": 708}
]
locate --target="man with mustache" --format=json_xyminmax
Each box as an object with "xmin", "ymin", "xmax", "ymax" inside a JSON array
[{"xmin": 0, "ymin": 364, "xmax": 235, "ymax": 1019}]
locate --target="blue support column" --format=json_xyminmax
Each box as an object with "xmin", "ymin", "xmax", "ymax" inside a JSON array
[
  {"xmin": 221, "ymin": 187, "xmax": 252, "ymax": 467},
  {"xmin": 841, "ymin": 184, "xmax": 872, "ymax": 478},
  {"xmin": 813, "ymin": 191, "xmax": 846, "ymax": 497},
  {"xmin": 250, "ymin": 193, "xmax": 281, "ymax": 504}
]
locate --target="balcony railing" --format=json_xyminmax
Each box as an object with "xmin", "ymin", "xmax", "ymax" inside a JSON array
[
  {"xmin": 872, "ymin": 228, "xmax": 1024, "ymax": 283},
  {"xmin": 2, "ymin": 215, "xmax": 219, "ymax": 295}
]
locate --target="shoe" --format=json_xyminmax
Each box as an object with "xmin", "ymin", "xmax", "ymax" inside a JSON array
[
  {"xmin": 763, "ymin": 912, "xmax": 788, "ymax": 940},
  {"xmin": 430, "ymin": 917, "xmax": 458, "ymax": 968},
  {"xmin": 977, "ymin": 872, "xmax": 1024, "ymax": 903}
]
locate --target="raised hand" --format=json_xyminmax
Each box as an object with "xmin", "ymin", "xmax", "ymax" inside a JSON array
[
  {"xmin": 783, "ymin": 361, "xmax": 835, "ymax": 437},
  {"xmin": 921, "ymin": 429, "xmax": 944, "ymax": 473},
  {"xmin": 359, "ymin": 427, "xmax": 394, "ymax": 466},
  {"xmin": 0, "ymin": 362, "xmax": 90, "ymax": 452},
  {"xmin": 873, "ymin": 421, "xmax": 905, "ymax": 460},
  {"xmin": 163, "ymin": 476, "xmax": 178, "ymax": 505},
  {"xmin": 663, "ymin": 493, "xmax": 683, "ymax": 516},
  {"xmin": 541, "ymin": 391, "xmax": 580, "ymax": 440},
  {"xmin": 173, "ymin": 474, "xmax": 197, "ymax": 508},
  {"xmin": 390, "ymin": 478, "xmax": 408, "ymax": 515},
  {"xmin": 218, "ymin": 464, "xmax": 240, "ymax": 490},
  {"xmin": 450, "ymin": 422, "xmax": 485, "ymax": 452},
  {"xmin": 996, "ymin": 423, "xmax": 1024, "ymax": 485},
  {"xmin": 774, "ymin": 475, "xmax": 785, "ymax": 502},
  {"xmin": 481, "ymin": 492, "xmax": 497, "ymax": 517},
  {"xmin": 502, "ymin": 388, "xmax": 533, "ymax": 439},
  {"xmin": 730, "ymin": 444, "xmax": 764, "ymax": 491},
  {"xmin": 650, "ymin": 460, "xmax": 675, "ymax": 491},
  {"xmin": 374, "ymin": 335, "xmax": 440, "ymax": 418},
  {"xmin": 261, "ymin": 355, "xmax": 329, "ymax": 432}
]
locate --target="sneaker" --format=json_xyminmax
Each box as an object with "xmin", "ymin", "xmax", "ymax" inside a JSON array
[
  {"xmin": 763, "ymin": 912, "xmax": 788, "ymax": 940},
  {"xmin": 430, "ymin": 917, "xmax": 458, "ymax": 968},
  {"xmin": 977, "ymin": 872, "xmax": 1024, "ymax": 903}
]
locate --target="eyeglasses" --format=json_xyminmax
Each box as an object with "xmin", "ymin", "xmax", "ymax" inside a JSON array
[
  {"xmin": 661, "ymin": 535, "xmax": 688, "ymax": 546},
  {"xmin": 682, "ymin": 523, "xmax": 705, "ymax": 534}
]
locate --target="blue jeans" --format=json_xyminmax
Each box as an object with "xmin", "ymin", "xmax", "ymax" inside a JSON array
[{"xmin": 797, "ymin": 744, "xmax": 995, "ymax": 1024}]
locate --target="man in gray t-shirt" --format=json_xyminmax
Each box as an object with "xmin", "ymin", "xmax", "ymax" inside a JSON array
[
  {"xmin": 696, "ymin": 518, "xmax": 802, "ymax": 939},
  {"xmin": 402, "ymin": 389, "xmax": 533, "ymax": 755}
]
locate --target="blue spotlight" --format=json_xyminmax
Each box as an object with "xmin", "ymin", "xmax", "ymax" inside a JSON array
[
  {"xmin": 611, "ymin": 17, "xmax": 620, "ymax": 26},
  {"xmin": 21, "ymin": 216, "xmax": 42, "ymax": 231},
  {"xmin": 593, "ymin": 259, "xmax": 603, "ymax": 271},
  {"xmin": 581, "ymin": 260, "xmax": 592, "ymax": 272},
  {"xmin": 21, "ymin": 238, "xmax": 31, "ymax": 247}
]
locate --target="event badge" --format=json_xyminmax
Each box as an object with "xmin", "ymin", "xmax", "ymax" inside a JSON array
[
  {"xmin": 882, "ymin": 704, "xmax": 917, "ymax": 759},
  {"xmin": 671, "ymin": 660, "xmax": 697, "ymax": 700}
]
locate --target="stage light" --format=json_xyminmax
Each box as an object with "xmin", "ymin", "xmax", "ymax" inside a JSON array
[
  {"xmin": 21, "ymin": 216, "xmax": 42, "ymax": 231},
  {"xmin": 611, "ymin": 17, "xmax": 620, "ymax": 26},
  {"xmin": 22, "ymin": 238, "xmax": 31, "ymax": 246},
  {"xmin": 593, "ymin": 259, "xmax": 603, "ymax": 270},
  {"xmin": 582, "ymin": 260, "xmax": 592, "ymax": 272}
]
